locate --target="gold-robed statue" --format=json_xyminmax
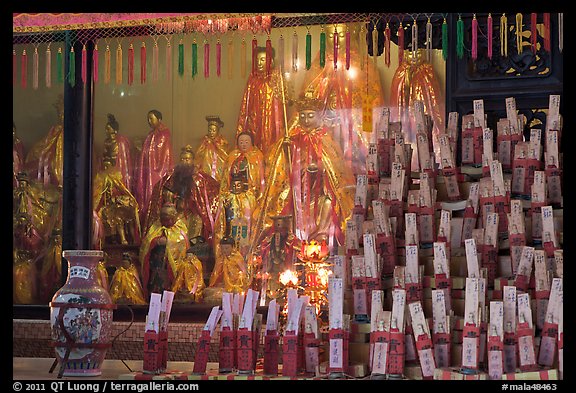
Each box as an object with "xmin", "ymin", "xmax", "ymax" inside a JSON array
[
  {"xmin": 195, "ymin": 115, "xmax": 229, "ymax": 183},
  {"xmin": 109, "ymin": 252, "xmax": 147, "ymax": 305},
  {"xmin": 171, "ymin": 240, "xmax": 205, "ymax": 303}
]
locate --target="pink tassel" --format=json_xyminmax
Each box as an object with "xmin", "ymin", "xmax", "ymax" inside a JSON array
[
  {"xmin": 398, "ymin": 23, "xmax": 404, "ymax": 64},
  {"xmin": 345, "ymin": 29, "xmax": 351, "ymax": 70},
  {"xmin": 265, "ymin": 37, "xmax": 272, "ymax": 76},
  {"xmin": 216, "ymin": 40, "xmax": 222, "ymax": 77},
  {"xmin": 204, "ymin": 41, "xmax": 209, "ymax": 78},
  {"xmin": 21, "ymin": 49, "xmax": 27, "ymax": 89},
  {"xmin": 251, "ymin": 36, "xmax": 258, "ymax": 75},
  {"xmin": 531, "ymin": 13, "xmax": 538, "ymax": 53},
  {"xmin": 334, "ymin": 28, "xmax": 338, "ymax": 70},
  {"xmin": 32, "ymin": 47, "xmax": 39, "ymax": 89},
  {"xmin": 487, "ymin": 14, "xmax": 493, "ymax": 59},
  {"xmin": 81, "ymin": 44, "xmax": 87, "ymax": 84},
  {"xmin": 141, "ymin": 42, "xmax": 146, "ymax": 84},
  {"xmin": 165, "ymin": 40, "xmax": 172, "ymax": 81},
  {"xmin": 384, "ymin": 23, "xmax": 391, "ymax": 67},
  {"xmin": 128, "ymin": 43, "xmax": 134, "ymax": 85},
  {"xmin": 544, "ymin": 13, "xmax": 551, "ymax": 52},
  {"xmin": 45, "ymin": 46, "xmax": 52, "ymax": 88},
  {"xmin": 472, "ymin": 15, "xmax": 478, "ymax": 60},
  {"xmin": 241, "ymin": 38, "xmax": 247, "ymax": 78},
  {"xmin": 93, "ymin": 44, "xmax": 99, "ymax": 84},
  {"xmin": 152, "ymin": 42, "xmax": 159, "ymax": 82}
]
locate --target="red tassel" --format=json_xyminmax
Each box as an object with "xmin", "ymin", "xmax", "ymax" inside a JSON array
[
  {"xmin": 384, "ymin": 23, "xmax": 391, "ymax": 67},
  {"xmin": 128, "ymin": 43, "xmax": 134, "ymax": 85},
  {"xmin": 345, "ymin": 29, "xmax": 351, "ymax": 70},
  {"xmin": 398, "ymin": 23, "xmax": 404, "ymax": 64},
  {"xmin": 334, "ymin": 28, "xmax": 338, "ymax": 70},
  {"xmin": 13, "ymin": 49, "xmax": 16, "ymax": 86},
  {"xmin": 93, "ymin": 44, "xmax": 99, "ymax": 83},
  {"xmin": 543, "ymin": 13, "xmax": 551, "ymax": 52},
  {"xmin": 81, "ymin": 45, "xmax": 87, "ymax": 84},
  {"xmin": 21, "ymin": 49, "xmax": 27, "ymax": 89},
  {"xmin": 204, "ymin": 41, "xmax": 209, "ymax": 78},
  {"xmin": 140, "ymin": 42, "xmax": 146, "ymax": 84},
  {"xmin": 487, "ymin": 14, "xmax": 493, "ymax": 59},
  {"xmin": 251, "ymin": 36, "xmax": 258, "ymax": 76},
  {"xmin": 531, "ymin": 13, "xmax": 538, "ymax": 53},
  {"xmin": 265, "ymin": 37, "xmax": 272, "ymax": 76},
  {"xmin": 216, "ymin": 40, "xmax": 222, "ymax": 77},
  {"xmin": 472, "ymin": 15, "xmax": 478, "ymax": 60}
]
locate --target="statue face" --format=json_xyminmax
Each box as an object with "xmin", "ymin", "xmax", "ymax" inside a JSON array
[
  {"xmin": 220, "ymin": 243, "xmax": 233, "ymax": 257},
  {"xmin": 256, "ymin": 51, "xmax": 267, "ymax": 73},
  {"xmin": 207, "ymin": 122, "xmax": 219, "ymax": 138},
  {"xmin": 148, "ymin": 112, "xmax": 160, "ymax": 129},
  {"xmin": 237, "ymin": 134, "xmax": 252, "ymax": 153},
  {"xmin": 180, "ymin": 152, "xmax": 194, "ymax": 165},
  {"xmin": 231, "ymin": 180, "xmax": 244, "ymax": 194},
  {"xmin": 105, "ymin": 124, "xmax": 117, "ymax": 137},
  {"xmin": 298, "ymin": 109, "xmax": 320, "ymax": 130}
]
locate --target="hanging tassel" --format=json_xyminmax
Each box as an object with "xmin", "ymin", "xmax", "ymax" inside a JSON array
[
  {"xmin": 227, "ymin": 38, "xmax": 234, "ymax": 79},
  {"xmin": 398, "ymin": 22, "xmax": 404, "ymax": 64},
  {"xmin": 372, "ymin": 23, "xmax": 378, "ymax": 66},
  {"xmin": 516, "ymin": 13, "xmax": 523, "ymax": 55},
  {"xmin": 13, "ymin": 49, "xmax": 16, "ymax": 86},
  {"xmin": 305, "ymin": 30, "xmax": 312, "ymax": 70},
  {"xmin": 165, "ymin": 40, "xmax": 172, "ymax": 81},
  {"xmin": 104, "ymin": 44, "xmax": 111, "ymax": 84},
  {"xmin": 128, "ymin": 43, "xmax": 134, "ymax": 85},
  {"xmin": 278, "ymin": 34, "xmax": 285, "ymax": 73},
  {"xmin": 384, "ymin": 22, "xmax": 391, "ymax": 67},
  {"xmin": 204, "ymin": 40, "xmax": 210, "ymax": 78},
  {"xmin": 216, "ymin": 39, "xmax": 222, "ymax": 77},
  {"xmin": 251, "ymin": 36, "xmax": 257, "ymax": 76},
  {"xmin": 501, "ymin": 13, "xmax": 508, "ymax": 57},
  {"xmin": 152, "ymin": 40, "xmax": 159, "ymax": 82},
  {"xmin": 57, "ymin": 47, "xmax": 63, "ymax": 84},
  {"xmin": 487, "ymin": 14, "xmax": 493, "ymax": 59},
  {"xmin": 456, "ymin": 15, "xmax": 464, "ymax": 59},
  {"xmin": 68, "ymin": 47, "xmax": 75, "ymax": 87},
  {"xmin": 265, "ymin": 36, "xmax": 272, "ymax": 76},
  {"xmin": 472, "ymin": 14, "xmax": 478, "ymax": 61},
  {"xmin": 442, "ymin": 18, "xmax": 448, "ymax": 61},
  {"xmin": 411, "ymin": 20, "xmax": 417, "ymax": 59},
  {"xmin": 345, "ymin": 26, "xmax": 351, "ymax": 70},
  {"xmin": 359, "ymin": 25, "xmax": 366, "ymax": 71},
  {"xmin": 178, "ymin": 39, "xmax": 184, "ymax": 77},
  {"xmin": 530, "ymin": 13, "xmax": 537, "ymax": 53},
  {"xmin": 334, "ymin": 26, "xmax": 339, "ymax": 70},
  {"xmin": 93, "ymin": 44, "xmax": 99, "ymax": 84},
  {"xmin": 426, "ymin": 17, "xmax": 433, "ymax": 63},
  {"xmin": 45, "ymin": 46, "xmax": 52, "ymax": 88},
  {"xmin": 292, "ymin": 29, "xmax": 299, "ymax": 72},
  {"xmin": 543, "ymin": 13, "xmax": 551, "ymax": 52},
  {"xmin": 140, "ymin": 42, "xmax": 146, "ymax": 84},
  {"xmin": 192, "ymin": 39, "xmax": 198, "ymax": 79},
  {"xmin": 81, "ymin": 44, "xmax": 87, "ymax": 85},
  {"xmin": 558, "ymin": 13, "xmax": 563, "ymax": 53},
  {"xmin": 319, "ymin": 27, "xmax": 326, "ymax": 68},
  {"xmin": 32, "ymin": 47, "xmax": 39, "ymax": 90},
  {"xmin": 21, "ymin": 49, "xmax": 27, "ymax": 89},
  {"xmin": 241, "ymin": 37, "xmax": 247, "ymax": 78},
  {"xmin": 115, "ymin": 43, "xmax": 122, "ymax": 85}
]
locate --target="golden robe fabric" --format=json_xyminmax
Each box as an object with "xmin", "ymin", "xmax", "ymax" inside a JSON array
[
  {"xmin": 194, "ymin": 134, "xmax": 229, "ymax": 183},
  {"xmin": 236, "ymin": 69, "xmax": 286, "ymax": 158},
  {"xmin": 209, "ymin": 249, "xmax": 248, "ymax": 294},
  {"xmin": 101, "ymin": 134, "xmax": 134, "ymax": 193},
  {"xmin": 13, "ymin": 135, "xmax": 25, "ymax": 187},
  {"xmin": 13, "ymin": 252, "xmax": 37, "ymax": 304},
  {"xmin": 39, "ymin": 230, "xmax": 62, "ymax": 304},
  {"xmin": 171, "ymin": 252, "xmax": 205, "ymax": 303},
  {"xmin": 109, "ymin": 264, "xmax": 147, "ymax": 305},
  {"xmin": 13, "ymin": 178, "xmax": 52, "ymax": 238},
  {"xmin": 221, "ymin": 147, "xmax": 265, "ymax": 199},
  {"xmin": 25, "ymin": 123, "xmax": 64, "ymax": 186}
]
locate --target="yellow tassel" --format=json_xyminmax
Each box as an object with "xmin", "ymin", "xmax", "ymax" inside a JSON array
[
  {"xmin": 228, "ymin": 38, "xmax": 234, "ymax": 79},
  {"xmin": 116, "ymin": 43, "xmax": 123, "ymax": 85},
  {"xmin": 105, "ymin": 45, "xmax": 111, "ymax": 84},
  {"xmin": 500, "ymin": 13, "xmax": 508, "ymax": 57},
  {"xmin": 516, "ymin": 13, "xmax": 523, "ymax": 55}
]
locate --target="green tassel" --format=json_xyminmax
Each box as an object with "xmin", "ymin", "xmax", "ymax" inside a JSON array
[
  {"xmin": 178, "ymin": 42, "xmax": 184, "ymax": 77},
  {"xmin": 68, "ymin": 48, "xmax": 75, "ymax": 87},
  {"xmin": 457, "ymin": 16, "xmax": 464, "ymax": 59},
  {"xmin": 56, "ymin": 49, "xmax": 63, "ymax": 83},
  {"xmin": 320, "ymin": 31, "xmax": 326, "ymax": 68},
  {"xmin": 442, "ymin": 19, "xmax": 448, "ymax": 60},
  {"xmin": 305, "ymin": 32, "xmax": 312, "ymax": 70},
  {"xmin": 191, "ymin": 42, "xmax": 198, "ymax": 78}
]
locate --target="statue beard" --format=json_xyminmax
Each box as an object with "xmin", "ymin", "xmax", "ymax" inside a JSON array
[{"xmin": 171, "ymin": 163, "xmax": 196, "ymax": 200}]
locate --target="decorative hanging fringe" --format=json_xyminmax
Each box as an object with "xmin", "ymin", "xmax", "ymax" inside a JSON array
[
  {"xmin": 204, "ymin": 40, "xmax": 210, "ymax": 78},
  {"xmin": 487, "ymin": 14, "xmax": 493, "ymax": 59},
  {"xmin": 372, "ymin": 24, "xmax": 378, "ymax": 67},
  {"xmin": 165, "ymin": 40, "xmax": 172, "ymax": 81},
  {"xmin": 251, "ymin": 36, "xmax": 257, "ymax": 75},
  {"xmin": 292, "ymin": 29, "xmax": 298, "ymax": 72},
  {"xmin": 334, "ymin": 26, "xmax": 339, "ymax": 70},
  {"xmin": 398, "ymin": 22, "xmax": 404, "ymax": 64},
  {"xmin": 152, "ymin": 41, "xmax": 159, "ymax": 82},
  {"xmin": 57, "ymin": 47, "xmax": 63, "ymax": 84},
  {"xmin": 21, "ymin": 49, "xmax": 27, "ymax": 89},
  {"xmin": 13, "ymin": 49, "xmax": 16, "ymax": 86},
  {"xmin": 305, "ymin": 31, "xmax": 312, "ymax": 70},
  {"xmin": 543, "ymin": 13, "xmax": 551, "ymax": 52},
  {"xmin": 68, "ymin": 47, "xmax": 75, "ymax": 87},
  {"xmin": 442, "ymin": 18, "xmax": 448, "ymax": 61},
  {"xmin": 359, "ymin": 25, "xmax": 366, "ymax": 70},
  {"xmin": 501, "ymin": 13, "xmax": 508, "ymax": 57},
  {"xmin": 558, "ymin": 13, "xmax": 563, "ymax": 53},
  {"xmin": 472, "ymin": 15, "xmax": 478, "ymax": 61},
  {"xmin": 278, "ymin": 34, "xmax": 285, "ymax": 73},
  {"xmin": 227, "ymin": 38, "xmax": 234, "ymax": 79},
  {"xmin": 530, "ymin": 13, "xmax": 537, "ymax": 53},
  {"xmin": 241, "ymin": 38, "xmax": 247, "ymax": 78},
  {"xmin": 319, "ymin": 27, "xmax": 326, "ymax": 68},
  {"xmin": 116, "ymin": 43, "xmax": 123, "ymax": 85},
  {"xmin": 128, "ymin": 43, "xmax": 134, "ymax": 85},
  {"xmin": 265, "ymin": 36, "xmax": 272, "ymax": 76},
  {"xmin": 178, "ymin": 40, "xmax": 184, "ymax": 77},
  {"xmin": 411, "ymin": 20, "xmax": 417, "ymax": 60},
  {"xmin": 192, "ymin": 40, "xmax": 198, "ymax": 79},
  {"xmin": 140, "ymin": 42, "xmax": 146, "ymax": 84},
  {"xmin": 516, "ymin": 13, "xmax": 523, "ymax": 55},
  {"xmin": 216, "ymin": 39, "xmax": 222, "ymax": 77},
  {"xmin": 345, "ymin": 27, "xmax": 351, "ymax": 70},
  {"xmin": 81, "ymin": 44, "xmax": 87, "ymax": 85},
  {"xmin": 456, "ymin": 15, "xmax": 464, "ymax": 59},
  {"xmin": 384, "ymin": 22, "xmax": 391, "ymax": 67},
  {"xmin": 32, "ymin": 47, "xmax": 39, "ymax": 89},
  {"xmin": 46, "ymin": 46, "xmax": 52, "ymax": 88},
  {"xmin": 104, "ymin": 44, "xmax": 111, "ymax": 84},
  {"xmin": 426, "ymin": 18, "xmax": 433, "ymax": 63},
  {"xmin": 93, "ymin": 44, "xmax": 99, "ymax": 84}
]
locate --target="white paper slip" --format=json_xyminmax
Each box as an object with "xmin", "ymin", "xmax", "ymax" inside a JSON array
[
  {"xmin": 328, "ymin": 277, "xmax": 344, "ymax": 330},
  {"xmin": 160, "ymin": 290, "xmax": 175, "ymax": 330},
  {"xmin": 432, "ymin": 289, "xmax": 448, "ymax": 334},
  {"xmin": 503, "ymin": 286, "xmax": 517, "ymax": 333},
  {"xmin": 329, "ymin": 338, "xmax": 343, "ymax": 368},
  {"xmin": 465, "ymin": 238, "xmax": 480, "ymax": 278},
  {"xmin": 266, "ymin": 299, "xmax": 279, "ymax": 332},
  {"xmin": 541, "ymin": 206, "xmax": 557, "ymax": 246},
  {"xmin": 489, "ymin": 301, "xmax": 504, "ymax": 340},
  {"xmin": 204, "ymin": 306, "xmax": 223, "ymax": 336},
  {"xmin": 355, "ymin": 175, "xmax": 368, "ymax": 208},
  {"xmin": 146, "ymin": 293, "xmax": 162, "ymax": 332},
  {"xmin": 391, "ymin": 289, "xmax": 406, "ymax": 332},
  {"xmin": 474, "ymin": 99, "xmax": 486, "ymax": 128},
  {"xmin": 363, "ymin": 234, "xmax": 378, "ymax": 277},
  {"xmin": 438, "ymin": 210, "xmax": 452, "ymax": 240},
  {"xmin": 546, "ymin": 95, "xmax": 561, "ymax": 131},
  {"xmin": 464, "ymin": 278, "xmax": 480, "ymax": 325},
  {"xmin": 433, "ymin": 242, "xmax": 450, "ymax": 277},
  {"xmin": 405, "ymin": 245, "xmax": 419, "ymax": 284},
  {"xmin": 370, "ymin": 290, "xmax": 384, "ymax": 332}
]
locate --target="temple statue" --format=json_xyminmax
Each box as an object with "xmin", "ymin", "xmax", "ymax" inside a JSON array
[
  {"xmin": 194, "ymin": 115, "xmax": 229, "ymax": 183},
  {"xmin": 13, "ymin": 122, "xmax": 25, "ymax": 187},
  {"xmin": 101, "ymin": 113, "xmax": 134, "ymax": 193},
  {"xmin": 109, "ymin": 252, "xmax": 147, "ymax": 305},
  {"xmin": 236, "ymin": 46, "xmax": 287, "ymax": 158},
  {"xmin": 208, "ymin": 236, "xmax": 248, "ymax": 294},
  {"xmin": 38, "ymin": 227, "xmax": 62, "ymax": 304},
  {"xmin": 171, "ymin": 240, "xmax": 205, "ymax": 303}
]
